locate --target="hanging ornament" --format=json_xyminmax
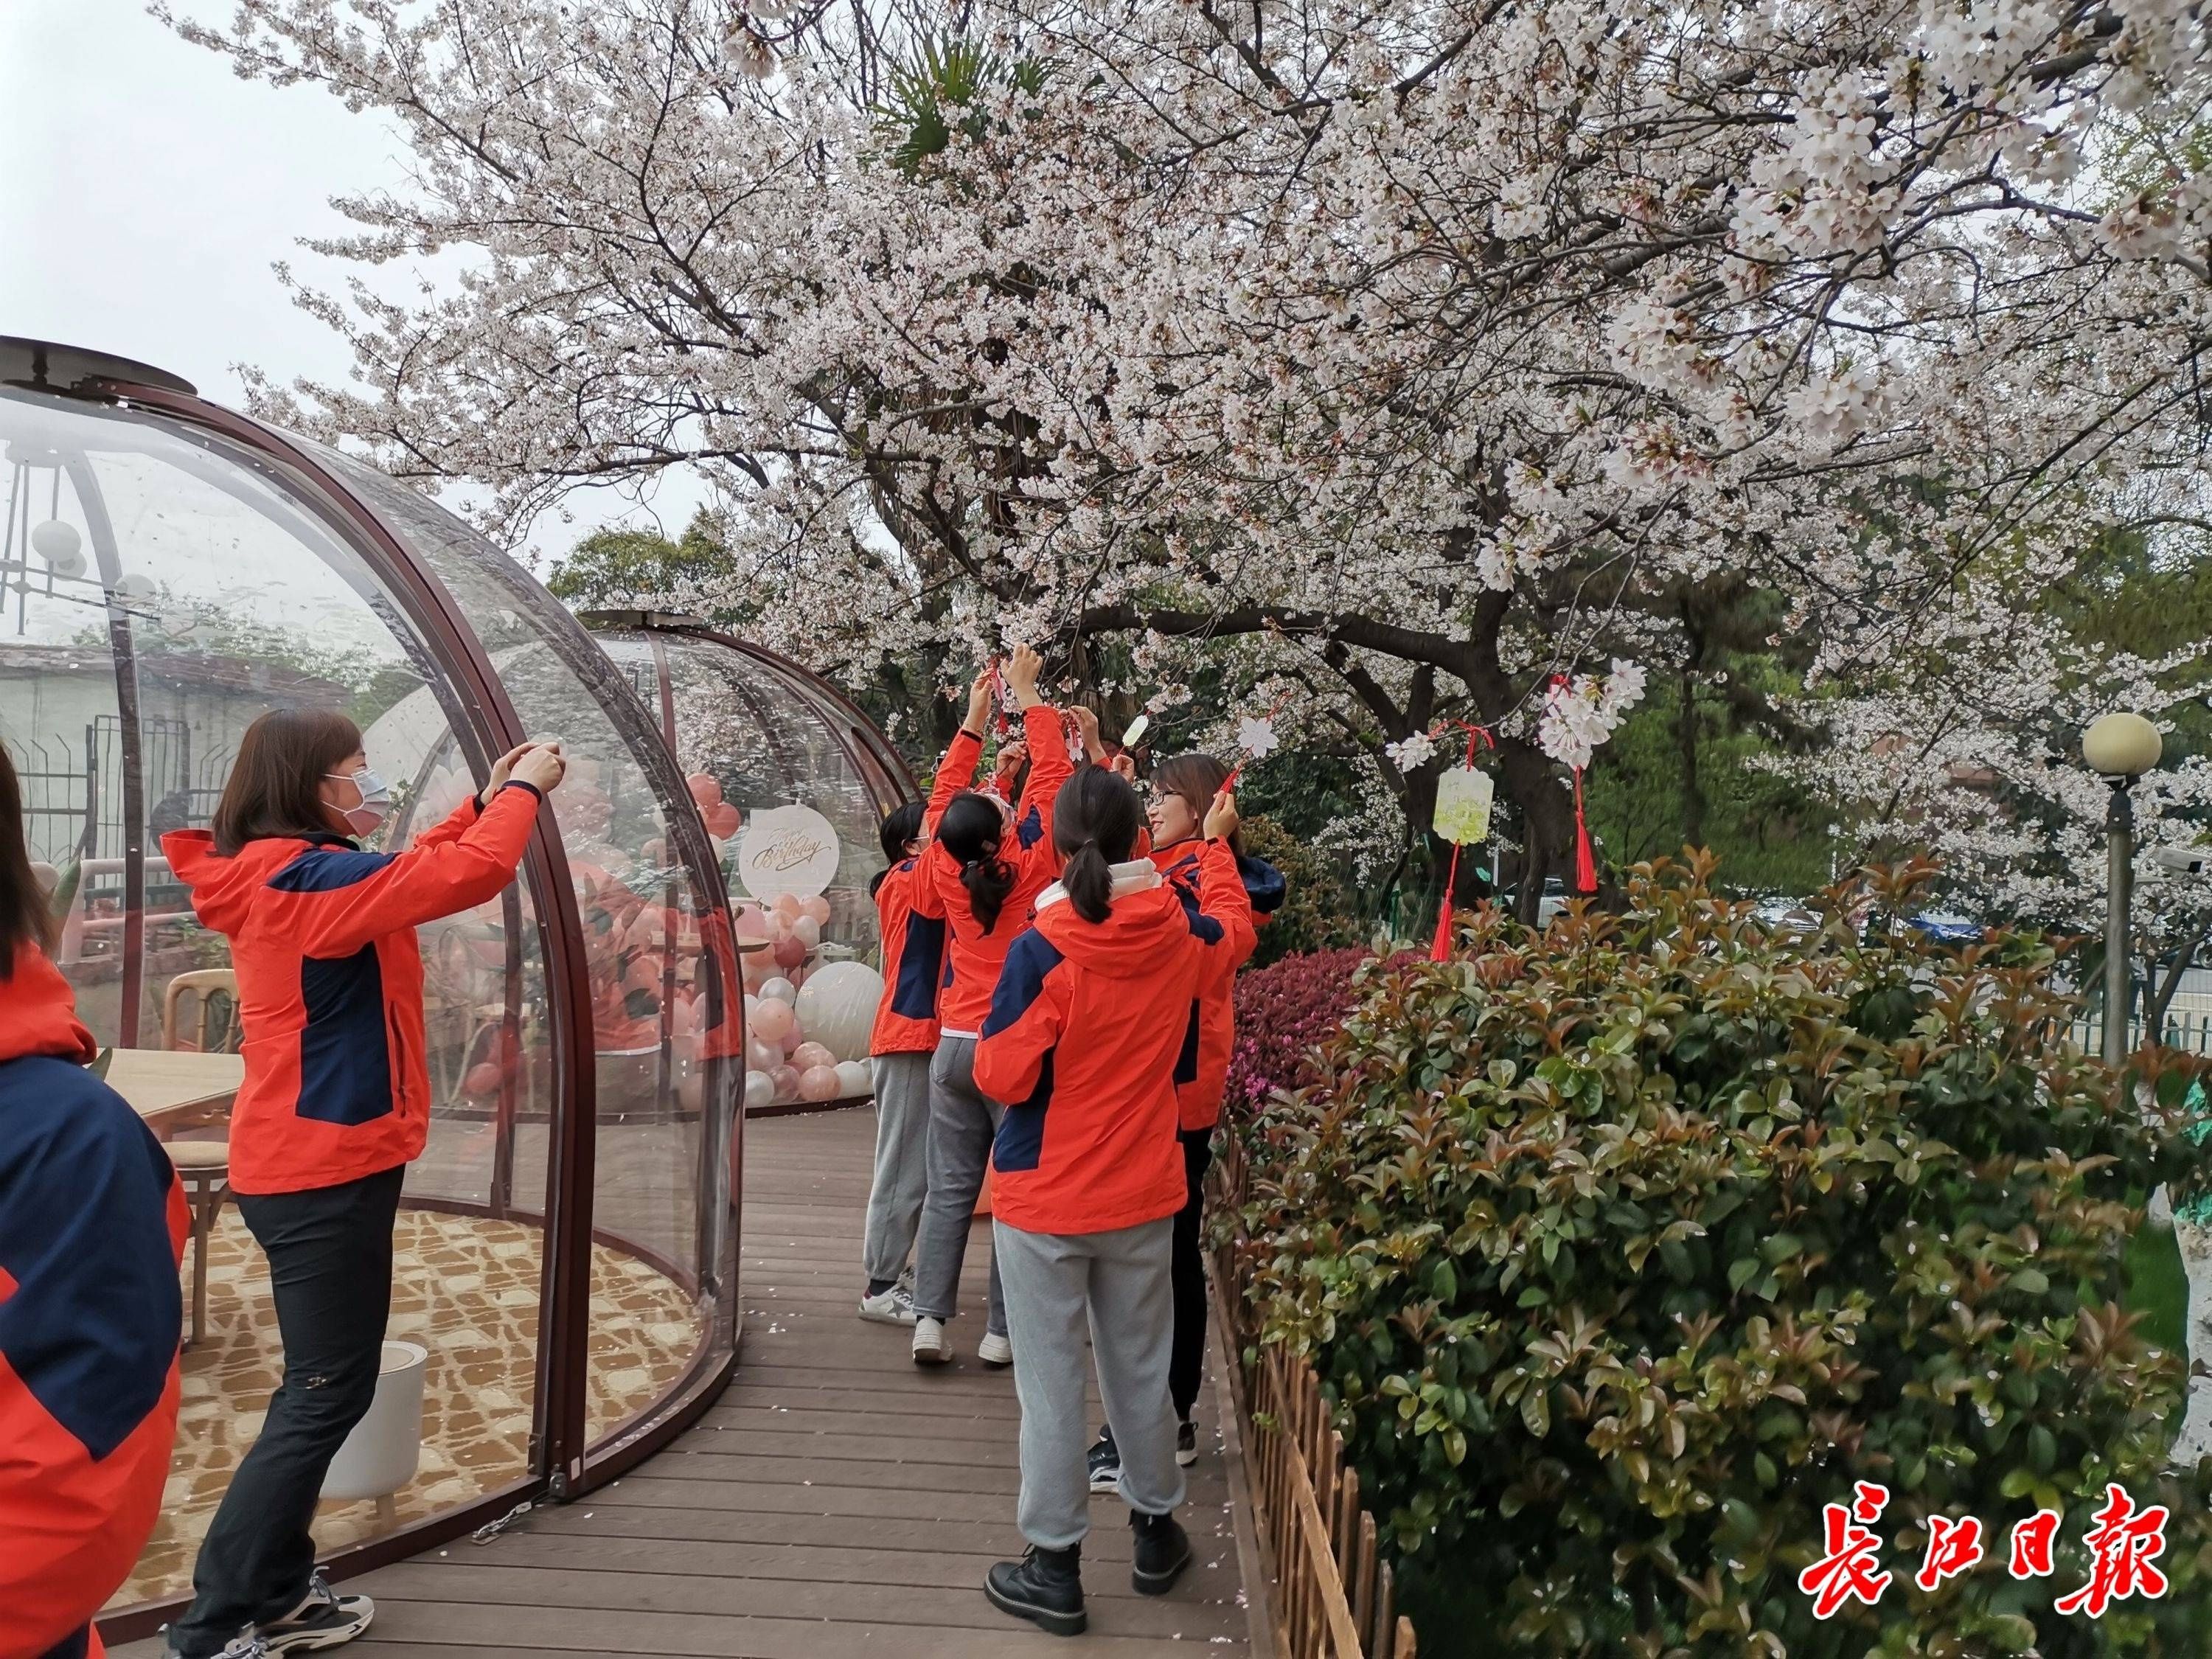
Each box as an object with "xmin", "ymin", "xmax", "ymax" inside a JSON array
[
  {"xmin": 1422, "ymin": 720, "xmax": 1495, "ymax": 961},
  {"xmin": 1572, "ymin": 768, "xmax": 1598, "ymax": 895},
  {"xmin": 1120, "ymin": 713, "xmax": 1151, "ymax": 749}
]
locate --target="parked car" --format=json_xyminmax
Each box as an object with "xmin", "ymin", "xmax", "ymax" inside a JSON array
[
  {"xmin": 1907, "ymin": 910, "xmax": 1983, "ymax": 944},
  {"xmin": 1536, "ymin": 877, "xmax": 1568, "ymax": 925}
]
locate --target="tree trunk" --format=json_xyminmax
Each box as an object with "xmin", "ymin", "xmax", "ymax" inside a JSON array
[
  {"xmin": 1677, "ymin": 661, "xmax": 1705, "ymax": 851},
  {"xmin": 1498, "ymin": 740, "xmax": 1574, "ymax": 925}
]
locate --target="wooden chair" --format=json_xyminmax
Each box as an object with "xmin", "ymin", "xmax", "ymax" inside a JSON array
[
  {"xmin": 161, "ymin": 970, "xmax": 239, "ymax": 1348},
  {"xmin": 167, "ymin": 1139, "xmax": 232, "ymax": 1347},
  {"xmin": 162, "ymin": 968, "xmax": 241, "ymax": 1054}
]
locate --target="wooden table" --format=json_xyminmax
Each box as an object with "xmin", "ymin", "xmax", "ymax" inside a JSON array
[{"xmin": 104, "ymin": 1049, "xmax": 246, "ymax": 1135}]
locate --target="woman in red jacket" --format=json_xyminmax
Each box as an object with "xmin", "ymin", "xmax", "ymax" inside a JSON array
[
  {"xmin": 907, "ymin": 646, "xmax": 1074, "ymax": 1366},
  {"xmin": 159, "ymin": 710, "xmax": 563, "ymax": 1659},
  {"xmin": 971, "ymin": 764, "xmax": 1253, "ymax": 1635},
  {"xmin": 1, "ymin": 744, "xmax": 187, "ymax": 1659},
  {"xmin": 856, "ymin": 671, "xmax": 995, "ymax": 1324},
  {"xmin": 1088, "ymin": 751, "xmax": 1284, "ymax": 1492}
]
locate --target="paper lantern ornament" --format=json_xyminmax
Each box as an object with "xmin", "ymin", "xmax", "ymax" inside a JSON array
[
  {"xmin": 736, "ymin": 804, "xmax": 842, "ymax": 902},
  {"xmin": 1433, "ymin": 767, "xmax": 1495, "ymax": 846},
  {"xmin": 793, "ymin": 960, "xmax": 883, "ymax": 1062}
]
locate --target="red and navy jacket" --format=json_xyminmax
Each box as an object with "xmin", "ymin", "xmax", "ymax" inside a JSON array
[
  {"xmin": 867, "ymin": 723, "xmax": 985, "ymax": 1056},
  {"xmin": 161, "ymin": 782, "xmax": 541, "ymax": 1196},
  {"xmin": 1151, "ymin": 841, "xmax": 1285, "ymax": 1133},
  {"xmin": 973, "ymin": 838, "xmax": 1256, "ymax": 1235},
  {"xmin": 913, "ymin": 704, "xmax": 1075, "ymax": 1038},
  {"xmin": 1, "ymin": 942, "xmax": 188, "ymax": 1659}
]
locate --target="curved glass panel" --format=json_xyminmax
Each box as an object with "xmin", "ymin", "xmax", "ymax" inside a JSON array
[
  {"xmin": 0, "ymin": 389, "xmax": 551, "ymax": 1606},
  {"xmin": 321, "ymin": 453, "xmax": 740, "ymax": 1465},
  {"xmin": 593, "ymin": 629, "xmax": 904, "ymax": 1108}
]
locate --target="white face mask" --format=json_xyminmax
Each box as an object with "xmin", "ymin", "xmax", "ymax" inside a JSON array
[{"xmin": 324, "ymin": 766, "xmax": 392, "ymax": 838}]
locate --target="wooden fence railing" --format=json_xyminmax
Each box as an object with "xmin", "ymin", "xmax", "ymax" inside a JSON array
[{"xmin": 1209, "ymin": 1128, "xmax": 1417, "ymax": 1659}]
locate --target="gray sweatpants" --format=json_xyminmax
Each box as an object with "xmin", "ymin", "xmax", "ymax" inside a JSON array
[
  {"xmin": 911, "ymin": 1037, "xmax": 1007, "ymax": 1334},
  {"xmin": 994, "ymin": 1216, "xmax": 1184, "ymax": 1549},
  {"xmin": 861, "ymin": 1052, "xmax": 932, "ymax": 1287}
]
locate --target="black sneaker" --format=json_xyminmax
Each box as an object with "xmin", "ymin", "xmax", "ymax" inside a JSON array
[
  {"xmin": 256, "ymin": 1573, "xmax": 374, "ymax": 1652},
  {"xmin": 1131, "ymin": 1509, "xmax": 1193, "ymax": 1595},
  {"xmin": 985, "ymin": 1543, "xmax": 1087, "ymax": 1636},
  {"xmin": 1177, "ymin": 1418, "xmax": 1198, "ymax": 1466},
  {"xmin": 1086, "ymin": 1425, "xmax": 1121, "ymax": 1493}
]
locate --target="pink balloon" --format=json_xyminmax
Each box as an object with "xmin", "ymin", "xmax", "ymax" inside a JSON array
[
  {"xmin": 790, "ymin": 1040, "xmax": 836, "ymax": 1071},
  {"xmin": 734, "ymin": 906, "xmax": 770, "ymax": 940},
  {"xmin": 747, "ymin": 999, "xmax": 796, "ymax": 1043},
  {"xmin": 747, "ymin": 1038, "xmax": 782, "ymax": 1074},
  {"xmin": 779, "ymin": 1021, "xmax": 805, "ymax": 1052},
  {"xmin": 772, "ymin": 894, "xmax": 804, "ymax": 921},
  {"xmin": 799, "ymin": 1063, "xmax": 842, "ymax": 1102},
  {"xmin": 741, "ymin": 954, "xmax": 774, "ymax": 992},
  {"xmin": 772, "ymin": 933, "xmax": 807, "ymax": 971},
  {"xmin": 800, "ymin": 895, "xmax": 832, "ymax": 926},
  {"xmin": 771, "ymin": 1065, "xmax": 801, "ymax": 1102}
]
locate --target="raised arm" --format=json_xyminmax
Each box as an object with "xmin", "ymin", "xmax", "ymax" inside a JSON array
[
  {"xmin": 411, "ymin": 742, "xmax": 543, "ymax": 852},
  {"xmin": 283, "ymin": 782, "xmax": 546, "ymax": 959},
  {"xmin": 924, "ymin": 671, "xmax": 995, "ymax": 834},
  {"xmin": 1179, "ymin": 825, "xmax": 1258, "ymax": 998}
]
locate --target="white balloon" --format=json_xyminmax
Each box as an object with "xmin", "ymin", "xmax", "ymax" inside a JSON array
[
  {"xmin": 744, "ymin": 1070, "xmax": 774, "ymax": 1110},
  {"xmin": 111, "ymin": 571, "xmax": 156, "ymax": 602},
  {"xmin": 760, "ymin": 975, "xmax": 797, "ymax": 1005},
  {"xmin": 835, "ymin": 1060, "xmax": 872, "ymax": 1099},
  {"xmin": 793, "ymin": 959, "xmax": 885, "ymax": 1063}
]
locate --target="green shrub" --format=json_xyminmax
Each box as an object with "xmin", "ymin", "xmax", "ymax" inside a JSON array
[
  {"xmin": 1241, "ymin": 813, "xmax": 1368, "ymax": 969},
  {"xmin": 1236, "ymin": 855, "xmax": 2212, "ymax": 1657}
]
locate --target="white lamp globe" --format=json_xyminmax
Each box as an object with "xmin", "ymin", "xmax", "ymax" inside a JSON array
[{"xmin": 2083, "ymin": 713, "xmax": 2163, "ymax": 780}]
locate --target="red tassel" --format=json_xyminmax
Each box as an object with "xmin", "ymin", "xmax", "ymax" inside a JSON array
[
  {"xmin": 1431, "ymin": 841, "xmax": 1462, "ymax": 961},
  {"xmin": 1573, "ymin": 768, "xmax": 1597, "ymax": 894}
]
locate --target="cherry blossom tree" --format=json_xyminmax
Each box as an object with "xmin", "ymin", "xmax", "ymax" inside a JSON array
[{"xmin": 165, "ymin": 0, "xmax": 2212, "ymax": 920}]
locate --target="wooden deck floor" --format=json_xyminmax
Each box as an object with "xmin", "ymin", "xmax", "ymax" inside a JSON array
[{"xmin": 131, "ymin": 1108, "xmax": 1264, "ymax": 1658}]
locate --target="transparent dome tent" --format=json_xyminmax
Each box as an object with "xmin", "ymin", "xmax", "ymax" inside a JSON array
[
  {"xmin": 580, "ymin": 612, "xmax": 916, "ymax": 1110},
  {"xmin": 0, "ymin": 340, "xmax": 745, "ymax": 1635}
]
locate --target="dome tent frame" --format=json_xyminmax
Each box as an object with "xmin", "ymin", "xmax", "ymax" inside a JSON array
[
  {"xmin": 1, "ymin": 341, "xmax": 745, "ymax": 1639},
  {"xmin": 580, "ymin": 611, "xmax": 921, "ymax": 1110}
]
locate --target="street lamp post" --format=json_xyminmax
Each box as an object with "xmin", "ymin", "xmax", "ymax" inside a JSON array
[{"xmin": 2083, "ymin": 713, "xmax": 2164, "ymax": 1066}]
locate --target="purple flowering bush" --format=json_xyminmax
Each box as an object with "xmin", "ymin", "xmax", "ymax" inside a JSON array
[{"xmin": 1226, "ymin": 946, "xmax": 1380, "ymax": 1113}]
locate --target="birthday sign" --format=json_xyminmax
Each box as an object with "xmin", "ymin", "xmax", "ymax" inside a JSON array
[{"xmin": 736, "ymin": 804, "xmax": 841, "ymax": 900}]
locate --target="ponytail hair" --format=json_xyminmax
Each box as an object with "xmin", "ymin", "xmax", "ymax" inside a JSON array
[
  {"xmin": 1052, "ymin": 768, "xmax": 1141, "ymax": 925},
  {"xmin": 870, "ymin": 801, "xmax": 926, "ymax": 897},
  {"xmin": 1153, "ymin": 751, "xmax": 1242, "ymax": 855},
  {"xmin": 937, "ymin": 793, "xmax": 1018, "ymax": 933}
]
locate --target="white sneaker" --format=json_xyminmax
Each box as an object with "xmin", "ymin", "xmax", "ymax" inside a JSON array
[
  {"xmin": 977, "ymin": 1329, "xmax": 1013, "ymax": 1368},
  {"xmin": 858, "ymin": 1284, "xmax": 917, "ymax": 1325},
  {"xmin": 912, "ymin": 1315, "xmax": 953, "ymax": 1365}
]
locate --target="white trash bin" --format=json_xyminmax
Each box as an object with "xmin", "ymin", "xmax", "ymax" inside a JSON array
[{"xmin": 320, "ymin": 1340, "xmax": 427, "ymax": 1525}]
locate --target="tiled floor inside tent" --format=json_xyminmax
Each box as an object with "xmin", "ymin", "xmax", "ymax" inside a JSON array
[{"xmin": 111, "ymin": 1207, "xmax": 704, "ymax": 1611}]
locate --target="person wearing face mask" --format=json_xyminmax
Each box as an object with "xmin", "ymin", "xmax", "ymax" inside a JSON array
[{"xmin": 159, "ymin": 709, "xmax": 563, "ymax": 1659}]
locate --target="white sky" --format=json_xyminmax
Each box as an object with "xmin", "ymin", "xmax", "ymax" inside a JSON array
[{"xmin": 0, "ymin": 0, "xmax": 704, "ymax": 570}]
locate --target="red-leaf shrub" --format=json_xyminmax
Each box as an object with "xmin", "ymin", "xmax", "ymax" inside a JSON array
[{"xmin": 1227, "ymin": 946, "xmax": 1383, "ymax": 1112}]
